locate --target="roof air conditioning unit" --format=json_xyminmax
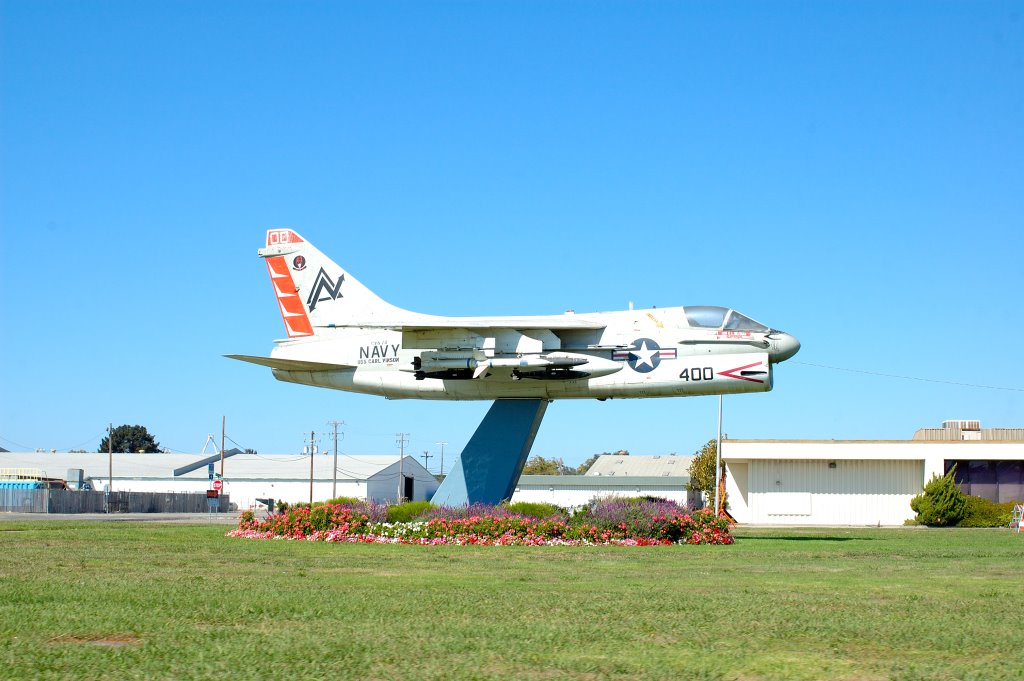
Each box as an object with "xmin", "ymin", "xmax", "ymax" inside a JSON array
[{"xmin": 942, "ymin": 419, "xmax": 980, "ymax": 431}]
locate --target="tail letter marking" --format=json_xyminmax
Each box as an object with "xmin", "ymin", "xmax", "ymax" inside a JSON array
[
  {"xmin": 306, "ymin": 268, "xmax": 344, "ymax": 312},
  {"xmin": 266, "ymin": 229, "xmax": 305, "ymax": 247}
]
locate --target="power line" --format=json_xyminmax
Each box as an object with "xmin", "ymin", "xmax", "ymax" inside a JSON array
[
  {"xmin": 252, "ymin": 453, "xmax": 308, "ymax": 462},
  {"xmin": 224, "ymin": 434, "xmax": 254, "ymax": 452},
  {"xmin": 59, "ymin": 432, "xmax": 108, "ymax": 451},
  {"xmin": 0, "ymin": 434, "xmax": 34, "ymax": 450},
  {"xmin": 793, "ymin": 361, "xmax": 1024, "ymax": 393},
  {"xmin": 1, "ymin": 432, "xmax": 109, "ymax": 452}
]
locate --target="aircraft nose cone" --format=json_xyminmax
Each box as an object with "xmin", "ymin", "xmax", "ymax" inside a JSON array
[{"xmin": 769, "ymin": 332, "xmax": 801, "ymax": 363}]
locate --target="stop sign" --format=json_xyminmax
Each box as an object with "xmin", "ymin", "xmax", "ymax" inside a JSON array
[{"xmin": 212, "ymin": 479, "xmax": 223, "ymax": 492}]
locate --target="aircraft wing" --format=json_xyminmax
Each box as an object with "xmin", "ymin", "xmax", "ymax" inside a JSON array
[
  {"xmin": 225, "ymin": 355, "xmax": 353, "ymax": 372},
  {"xmin": 404, "ymin": 318, "xmax": 605, "ymax": 331},
  {"xmin": 318, "ymin": 317, "xmax": 606, "ymax": 331}
]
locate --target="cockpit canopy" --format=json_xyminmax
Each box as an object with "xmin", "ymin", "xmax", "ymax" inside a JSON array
[{"xmin": 683, "ymin": 306, "xmax": 770, "ymax": 332}]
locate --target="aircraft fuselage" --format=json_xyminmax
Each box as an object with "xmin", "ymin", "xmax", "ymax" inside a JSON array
[{"xmin": 264, "ymin": 306, "xmax": 797, "ymax": 400}]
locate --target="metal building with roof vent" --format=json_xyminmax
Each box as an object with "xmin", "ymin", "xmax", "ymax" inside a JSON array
[
  {"xmin": 509, "ymin": 455, "xmax": 701, "ymax": 507},
  {"xmin": 723, "ymin": 421, "xmax": 1023, "ymax": 525},
  {"xmin": 585, "ymin": 454, "xmax": 695, "ymax": 477}
]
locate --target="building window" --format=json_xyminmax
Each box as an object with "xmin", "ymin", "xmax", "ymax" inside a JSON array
[{"xmin": 946, "ymin": 460, "xmax": 1024, "ymax": 503}]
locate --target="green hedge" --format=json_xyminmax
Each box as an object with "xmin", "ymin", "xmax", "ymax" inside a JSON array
[
  {"xmin": 956, "ymin": 496, "xmax": 1018, "ymax": 528},
  {"xmin": 386, "ymin": 500, "xmax": 435, "ymax": 523},
  {"xmin": 325, "ymin": 496, "xmax": 364, "ymax": 506},
  {"xmin": 502, "ymin": 501, "xmax": 566, "ymax": 519}
]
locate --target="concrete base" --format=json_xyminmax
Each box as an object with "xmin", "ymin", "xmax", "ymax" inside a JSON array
[{"xmin": 431, "ymin": 399, "xmax": 549, "ymax": 506}]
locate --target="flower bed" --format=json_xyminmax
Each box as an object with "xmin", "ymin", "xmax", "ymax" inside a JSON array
[{"xmin": 229, "ymin": 498, "xmax": 733, "ymax": 546}]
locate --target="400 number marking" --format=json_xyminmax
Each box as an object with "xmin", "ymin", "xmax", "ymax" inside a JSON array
[{"xmin": 679, "ymin": 367, "xmax": 715, "ymax": 381}]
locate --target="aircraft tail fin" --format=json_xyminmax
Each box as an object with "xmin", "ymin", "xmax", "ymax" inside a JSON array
[{"xmin": 258, "ymin": 229, "xmax": 406, "ymax": 338}]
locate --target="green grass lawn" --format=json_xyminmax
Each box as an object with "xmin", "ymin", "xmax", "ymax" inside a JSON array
[{"xmin": 0, "ymin": 521, "xmax": 1020, "ymax": 681}]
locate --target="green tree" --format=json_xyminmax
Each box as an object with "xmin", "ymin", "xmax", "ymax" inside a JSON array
[
  {"xmin": 687, "ymin": 439, "xmax": 718, "ymax": 495},
  {"xmin": 688, "ymin": 438, "xmax": 728, "ymax": 513},
  {"xmin": 98, "ymin": 425, "xmax": 161, "ymax": 453},
  {"xmin": 573, "ymin": 454, "xmax": 601, "ymax": 475},
  {"xmin": 569, "ymin": 454, "xmax": 598, "ymax": 475},
  {"xmin": 910, "ymin": 467, "xmax": 967, "ymax": 526},
  {"xmin": 570, "ymin": 450, "xmax": 630, "ymax": 475},
  {"xmin": 522, "ymin": 455, "xmax": 567, "ymax": 475}
]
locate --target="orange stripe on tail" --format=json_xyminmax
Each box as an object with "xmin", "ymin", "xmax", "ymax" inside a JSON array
[{"xmin": 265, "ymin": 256, "xmax": 314, "ymax": 338}]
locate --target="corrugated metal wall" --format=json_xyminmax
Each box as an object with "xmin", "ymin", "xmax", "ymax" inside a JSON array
[
  {"xmin": 981, "ymin": 429, "xmax": 1024, "ymax": 441},
  {"xmin": 913, "ymin": 428, "xmax": 1024, "ymax": 441},
  {"xmin": 747, "ymin": 460, "xmax": 922, "ymax": 525}
]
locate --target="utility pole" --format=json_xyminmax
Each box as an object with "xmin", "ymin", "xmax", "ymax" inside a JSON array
[
  {"xmin": 220, "ymin": 415, "xmax": 226, "ymax": 478},
  {"xmin": 396, "ymin": 433, "xmax": 409, "ymax": 503},
  {"xmin": 106, "ymin": 423, "xmax": 113, "ymax": 514},
  {"xmin": 327, "ymin": 420, "xmax": 344, "ymax": 499},
  {"xmin": 714, "ymin": 396, "xmax": 723, "ymax": 516},
  {"xmin": 435, "ymin": 441, "xmax": 448, "ymax": 477},
  {"xmin": 306, "ymin": 431, "xmax": 317, "ymax": 505},
  {"xmin": 107, "ymin": 423, "xmax": 113, "ymax": 492},
  {"xmin": 421, "ymin": 450, "xmax": 432, "ymax": 474}
]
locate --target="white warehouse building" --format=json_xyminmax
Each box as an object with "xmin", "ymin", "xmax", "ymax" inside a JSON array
[
  {"xmin": 0, "ymin": 451, "xmax": 438, "ymax": 509},
  {"xmin": 511, "ymin": 454, "xmax": 700, "ymax": 508},
  {"xmin": 722, "ymin": 421, "xmax": 1024, "ymax": 526}
]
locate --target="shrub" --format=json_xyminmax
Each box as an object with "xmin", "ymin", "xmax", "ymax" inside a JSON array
[
  {"xmin": 616, "ymin": 495, "xmax": 670, "ymax": 505},
  {"xmin": 417, "ymin": 514, "xmax": 569, "ymax": 542},
  {"xmin": 325, "ymin": 496, "xmax": 364, "ymax": 506},
  {"xmin": 575, "ymin": 496, "xmax": 691, "ymax": 540},
  {"xmin": 256, "ymin": 504, "xmax": 377, "ymax": 537},
  {"xmin": 386, "ymin": 500, "xmax": 435, "ymax": 524},
  {"xmin": 956, "ymin": 496, "xmax": 1017, "ymax": 528},
  {"xmin": 502, "ymin": 501, "xmax": 566, "ymax": 519},
  {"xmin": 910, "ymin": 468, "xmax": 967, "ymax": 527},
  {"xmin": 416, "ymin": 503, "xmax": 523, "ymax": 522}
]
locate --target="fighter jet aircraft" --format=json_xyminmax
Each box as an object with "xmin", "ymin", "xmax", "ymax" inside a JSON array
[{"xmin": 228, "ymin": 229, "xmax": 800, "ymax": 400}]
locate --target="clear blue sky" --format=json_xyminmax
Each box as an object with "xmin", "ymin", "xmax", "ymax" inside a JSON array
[{"xmin": 1, "ymin": 2, "xmax": 1021, "ymax": 467}]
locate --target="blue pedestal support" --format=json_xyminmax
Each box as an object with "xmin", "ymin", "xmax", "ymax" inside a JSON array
[{"xmin": 431, "ymin": 399, "xmax": 549, "ymax": 506}]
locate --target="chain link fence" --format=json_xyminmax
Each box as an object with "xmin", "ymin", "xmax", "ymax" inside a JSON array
[{"xmin": 0, "ymin": 488, "xmax": 231, "ymax": 514}]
